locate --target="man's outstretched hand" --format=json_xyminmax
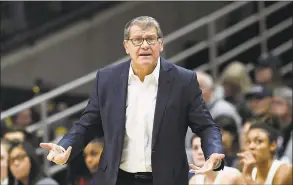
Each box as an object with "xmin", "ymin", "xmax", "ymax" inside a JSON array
[
  {"xmin": 189, "ymin": 153, "xmax": 225, "ymax": 174},
  {"xmin": 40, "ymin": 143, "xmax": 72, "ymax": 165}
]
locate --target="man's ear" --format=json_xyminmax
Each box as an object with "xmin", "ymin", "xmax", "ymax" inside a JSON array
[
  {"xmin": 160, "ymin": 40, "xmax": 164, "ymax": 52},
  {"xmin": 123, "ymin": 40, "xmax": 129, "ymax": 54}
]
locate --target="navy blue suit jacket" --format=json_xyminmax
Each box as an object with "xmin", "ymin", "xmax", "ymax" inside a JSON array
[{"xmin": 58, "ymin": 57, "xmax": 224, "ymax": 185}]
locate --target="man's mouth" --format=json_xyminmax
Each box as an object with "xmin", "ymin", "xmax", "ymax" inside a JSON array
[{"xmin": 139, "ymin": 53, "xmax": 152, "ymax": 56}]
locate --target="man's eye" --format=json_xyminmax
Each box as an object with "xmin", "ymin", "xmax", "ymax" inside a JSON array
[{"xmin": 134, "ymin": 38, "xmax": 142, "ymax": 42}]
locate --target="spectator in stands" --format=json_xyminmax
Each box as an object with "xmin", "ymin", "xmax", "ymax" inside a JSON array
[
  {"xmin": 214, "ymin": 115, "xmax": 240, "ymax": 168},
  {"xmin": 8, "ymin": 141, "xmax": 59, "ymax": 185},
  {"xmin": 254, "ymin": 53, "xmax": 283, "ymax": 91},
  {"xmin": 238, "ymin": 123, "xmax": 292, "ymax": 185},
  {"xmin": 69, "ymin": 138, "xmax": 104, "ymax": 185},
  {"xmin": 3, "ymin": 125, "xmax": 26, "ymax": 142},
  {"xmin": 185, "ymin": 71, "xmax": 241, "ymax": 148},
  {"xmin": 245, "ymin": 85, "xmax": 273, "ymax": 116},
  {"xmin": 13, "ymin": 109, "xmax": 32, "ymax": 128},
  {"xmin": 240, "ymin": 115, "xmax": 280, "ymax": 152},
  {"xmin": 271, "ymin": 87, "xmax": 292, "ymax": 162},
  {"xmin": 197, "ymin": 71, "xmax": 242, "ymax": 128},
  {"xmin": 1, "ymin": 139, "xmax": 10, "ymax": 185},
  {"xmin": 189, "ymin": 135, "xmax": 244, "ymax": 184},
  {"xmin": 220, "ymin": 61, "xmax": 252, "ymax": 119},
  {"xmin": 2, "ymin": 125, "xmax": 39, "ymax": 148}
]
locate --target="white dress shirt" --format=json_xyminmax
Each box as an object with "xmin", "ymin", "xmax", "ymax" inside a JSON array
[{"xmin": 120, "ymin": 58, "xmax": 160, "ymax": 173}]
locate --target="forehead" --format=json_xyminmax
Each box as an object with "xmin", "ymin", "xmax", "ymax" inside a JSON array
[
  {"xmin": 247, "ymin": 128, "xmax": 269, "ymax": 139},
  {"xmin": 192, "ymin": 137, "xmax": 201, "ymax": 146},
  {"xmin": 84, "ymin": 143, "xmax": 102, "ymax": 151},
  {"xmin": 272, "ymin": 96, "xmax": 287, "ymax": 103},
  {"xmin": 129, "ymin": 25, "xmax": 157, "ymax": 37},
  {"xmin": 10, "ymin": 146, "xmax": 26, "ymax": 156}
]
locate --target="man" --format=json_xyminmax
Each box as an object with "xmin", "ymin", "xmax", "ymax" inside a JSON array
[
  {"xmin": 40, "ymin": 16, "xmax": 224, "ymax": 185},
  {"xmin": 245, "ymin": 85, "xmax": 273, "ymax": 116},
  {"xmin": 254, "ymin": 53, "xmax": 282, "ymax": 90},
  {"xmin": 271, "ymin": 87, "xmax": 292, "ymax": 162},
  {"xmin": 185, "ymin": 71, "xmax": 241, "ymax": 148}
]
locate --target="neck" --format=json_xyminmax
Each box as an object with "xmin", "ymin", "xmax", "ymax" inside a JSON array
[
  {"xmin": 19, "ymin": 177, "xmax": 29, "ymax": 185},
  {"xmin": 256, "ymin": 158, "xmax": 273, "ymax": 180},
  {"xmin": 131, "ymin": 61, "xmax": 157, "ymax": 82}
]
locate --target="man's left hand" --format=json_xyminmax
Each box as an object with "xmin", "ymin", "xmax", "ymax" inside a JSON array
[{"xmin": 189, "ymin": 153, "xmax": 225, "ymax": 174}]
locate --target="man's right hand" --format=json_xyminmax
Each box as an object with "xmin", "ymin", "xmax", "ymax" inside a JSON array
[{"xmin": 40, "ymin": 143, "xmax": 72, "ymax": 165}]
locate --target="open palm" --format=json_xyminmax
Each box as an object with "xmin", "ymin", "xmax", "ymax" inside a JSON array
[
  {"xmin": 189, "ymin": 153, "xmax": 225, "ymax": 174},
  {"xmin": 40, "ymin": 143, "xmax": 72, "ymax": 165}
]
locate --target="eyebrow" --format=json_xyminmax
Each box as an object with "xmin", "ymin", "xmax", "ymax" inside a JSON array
[
  {"xmin": 10, "ymin": 153, "xmax": 27, "ymax": 157},
  {"xmin": 131, "ymin": 34, "xmax": 157, "ymax": 37}
]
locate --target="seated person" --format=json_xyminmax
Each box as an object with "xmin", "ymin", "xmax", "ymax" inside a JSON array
[
  {"xmin": 7, "ymin": 141, "xmax": 59, "ymax": 185},
  {"xmin": 1, "ymin": 139, "xmax": 10, "ymax": 185},
  {"xmin": 214, "ymin": 115, "xmax": 240, "ymax": 168},
  {"xmin": 189, "ymin": 135, "xmax": 244, "ymax": 185},
  {"xmin": 238, "ymin": 123, "xmax": 292, "ymax": 185},
  {"xmin": 2, "ymin": 125, "xmax": 39, "ymax": 147},
  {"xmin": 70, "ymin": 138, "xmax": 104, "ymax": 185}
]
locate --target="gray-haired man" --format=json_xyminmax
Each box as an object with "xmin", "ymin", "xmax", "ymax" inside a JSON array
[{"xmin": 41, "ymin": 16, "xmax": 225, "ymax": 185}]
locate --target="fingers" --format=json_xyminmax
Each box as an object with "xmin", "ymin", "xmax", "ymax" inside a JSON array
[
  {"xmin": 47, "ymin": 150, "xmax": 56, "ymax": 161},
  {"xmin": 189, "ymin": 164, "xmax": 200, "ymax": 170},
  {"xmin": 64, "ymin": 146, "xmax": 72, "ymax": 161},
  {"xmin": 193, "ymin": 168, "xmax": 210, "ymax": 174},
  {"xmin": 210, "ymin": 153, "xmax": 225, "ymax": 160},
  {"xmin": 49, "ymin": 146, "xmax": 72, "ymax": 165},
  {"xmin": 40, "ymin": 143, "xmax": 53, "ymax": 150},
  {"xmin": 216, "ymin": 153, "xmax": 225, "ymax": 159},
  {"xmin": 189, "ymin": 164, "xmax": 201, "ymax": 174},
  {"xmin": 189, "ymin": 164, "xmax": 211, "ymax": 174}
]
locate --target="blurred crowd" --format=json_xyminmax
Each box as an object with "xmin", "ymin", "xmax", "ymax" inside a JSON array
[{"xmin": 1, "ymin": 52, "xmax": 292, "ymax": 185}]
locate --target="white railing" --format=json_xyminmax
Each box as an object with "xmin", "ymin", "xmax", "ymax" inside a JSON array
[{"xmin": 1, "ymin": 1, "xmax": 292, "ymax": 175}]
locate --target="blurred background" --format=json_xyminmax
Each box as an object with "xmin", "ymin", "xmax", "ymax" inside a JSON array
[{"xmin": 1, "ymin": 1, "xmax": 292, "ymax": 185}]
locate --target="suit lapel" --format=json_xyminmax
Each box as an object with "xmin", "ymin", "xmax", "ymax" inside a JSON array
[
  {"xmin": 152, "ymin": 58, "xmax": 174, "ymax": 149},
  {"xmin": 114, "ymin": 61, "xmax": 130, "ymax": 134}
]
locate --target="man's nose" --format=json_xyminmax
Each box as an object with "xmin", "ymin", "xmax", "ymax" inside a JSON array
[{"xmin": 141, "ymin": 39, "xmax": 150, "ymax": 48}]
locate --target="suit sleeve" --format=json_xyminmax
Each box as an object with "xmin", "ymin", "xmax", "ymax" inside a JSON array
[
  {"xmin": 58, "ymin": 71, "xmax": 103, "ymax": 162},
  {"xmin": 187, "ymin": 72, "xmax": 224, "ymax": 170}
]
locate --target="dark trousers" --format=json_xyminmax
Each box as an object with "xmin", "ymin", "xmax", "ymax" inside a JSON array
[{"xmin": 116, "ymin": 169, "xmax": 153, "ymax": 185}]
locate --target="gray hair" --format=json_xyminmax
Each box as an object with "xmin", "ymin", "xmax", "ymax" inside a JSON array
[
  {"xmin": 274, "ymin": 87, "xmax": 292, "ymax": 108},
  {"xmin": 195, "ymin": 71, "xmax": 214, "ymax": 89},
  {"xmin": 124, "ymin": 16, "xmax": 163, "ymax": 40}
]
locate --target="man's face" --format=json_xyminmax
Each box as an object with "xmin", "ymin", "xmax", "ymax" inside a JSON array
[
  {"xmin": 197, "ymin": 76, "xmax": 213, "ymax": 104},
  {"xmin": 191, "ymin": 137, "xmax": 205, "ymax": 167},
  {"xmin": 15, "ymin": 109, "xmax": 32, "ymax": 127},
  {"xmin": 247, "ymin": 97, "xmax": 272, "ymax": 115},
  {"xmin": 123, "ymin": 25, "xmax": 163, "ymax": 69},
  {"xmin": 255, "ymin": 67, "xmax": 273, "ymax": 84},
  {"xmin": 270, "ymin": 96, "xmax": 290, "ymax": 118},
  {"xmin": 84, "ymin": 142, "xmax": 103, "ymax": 173}
]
